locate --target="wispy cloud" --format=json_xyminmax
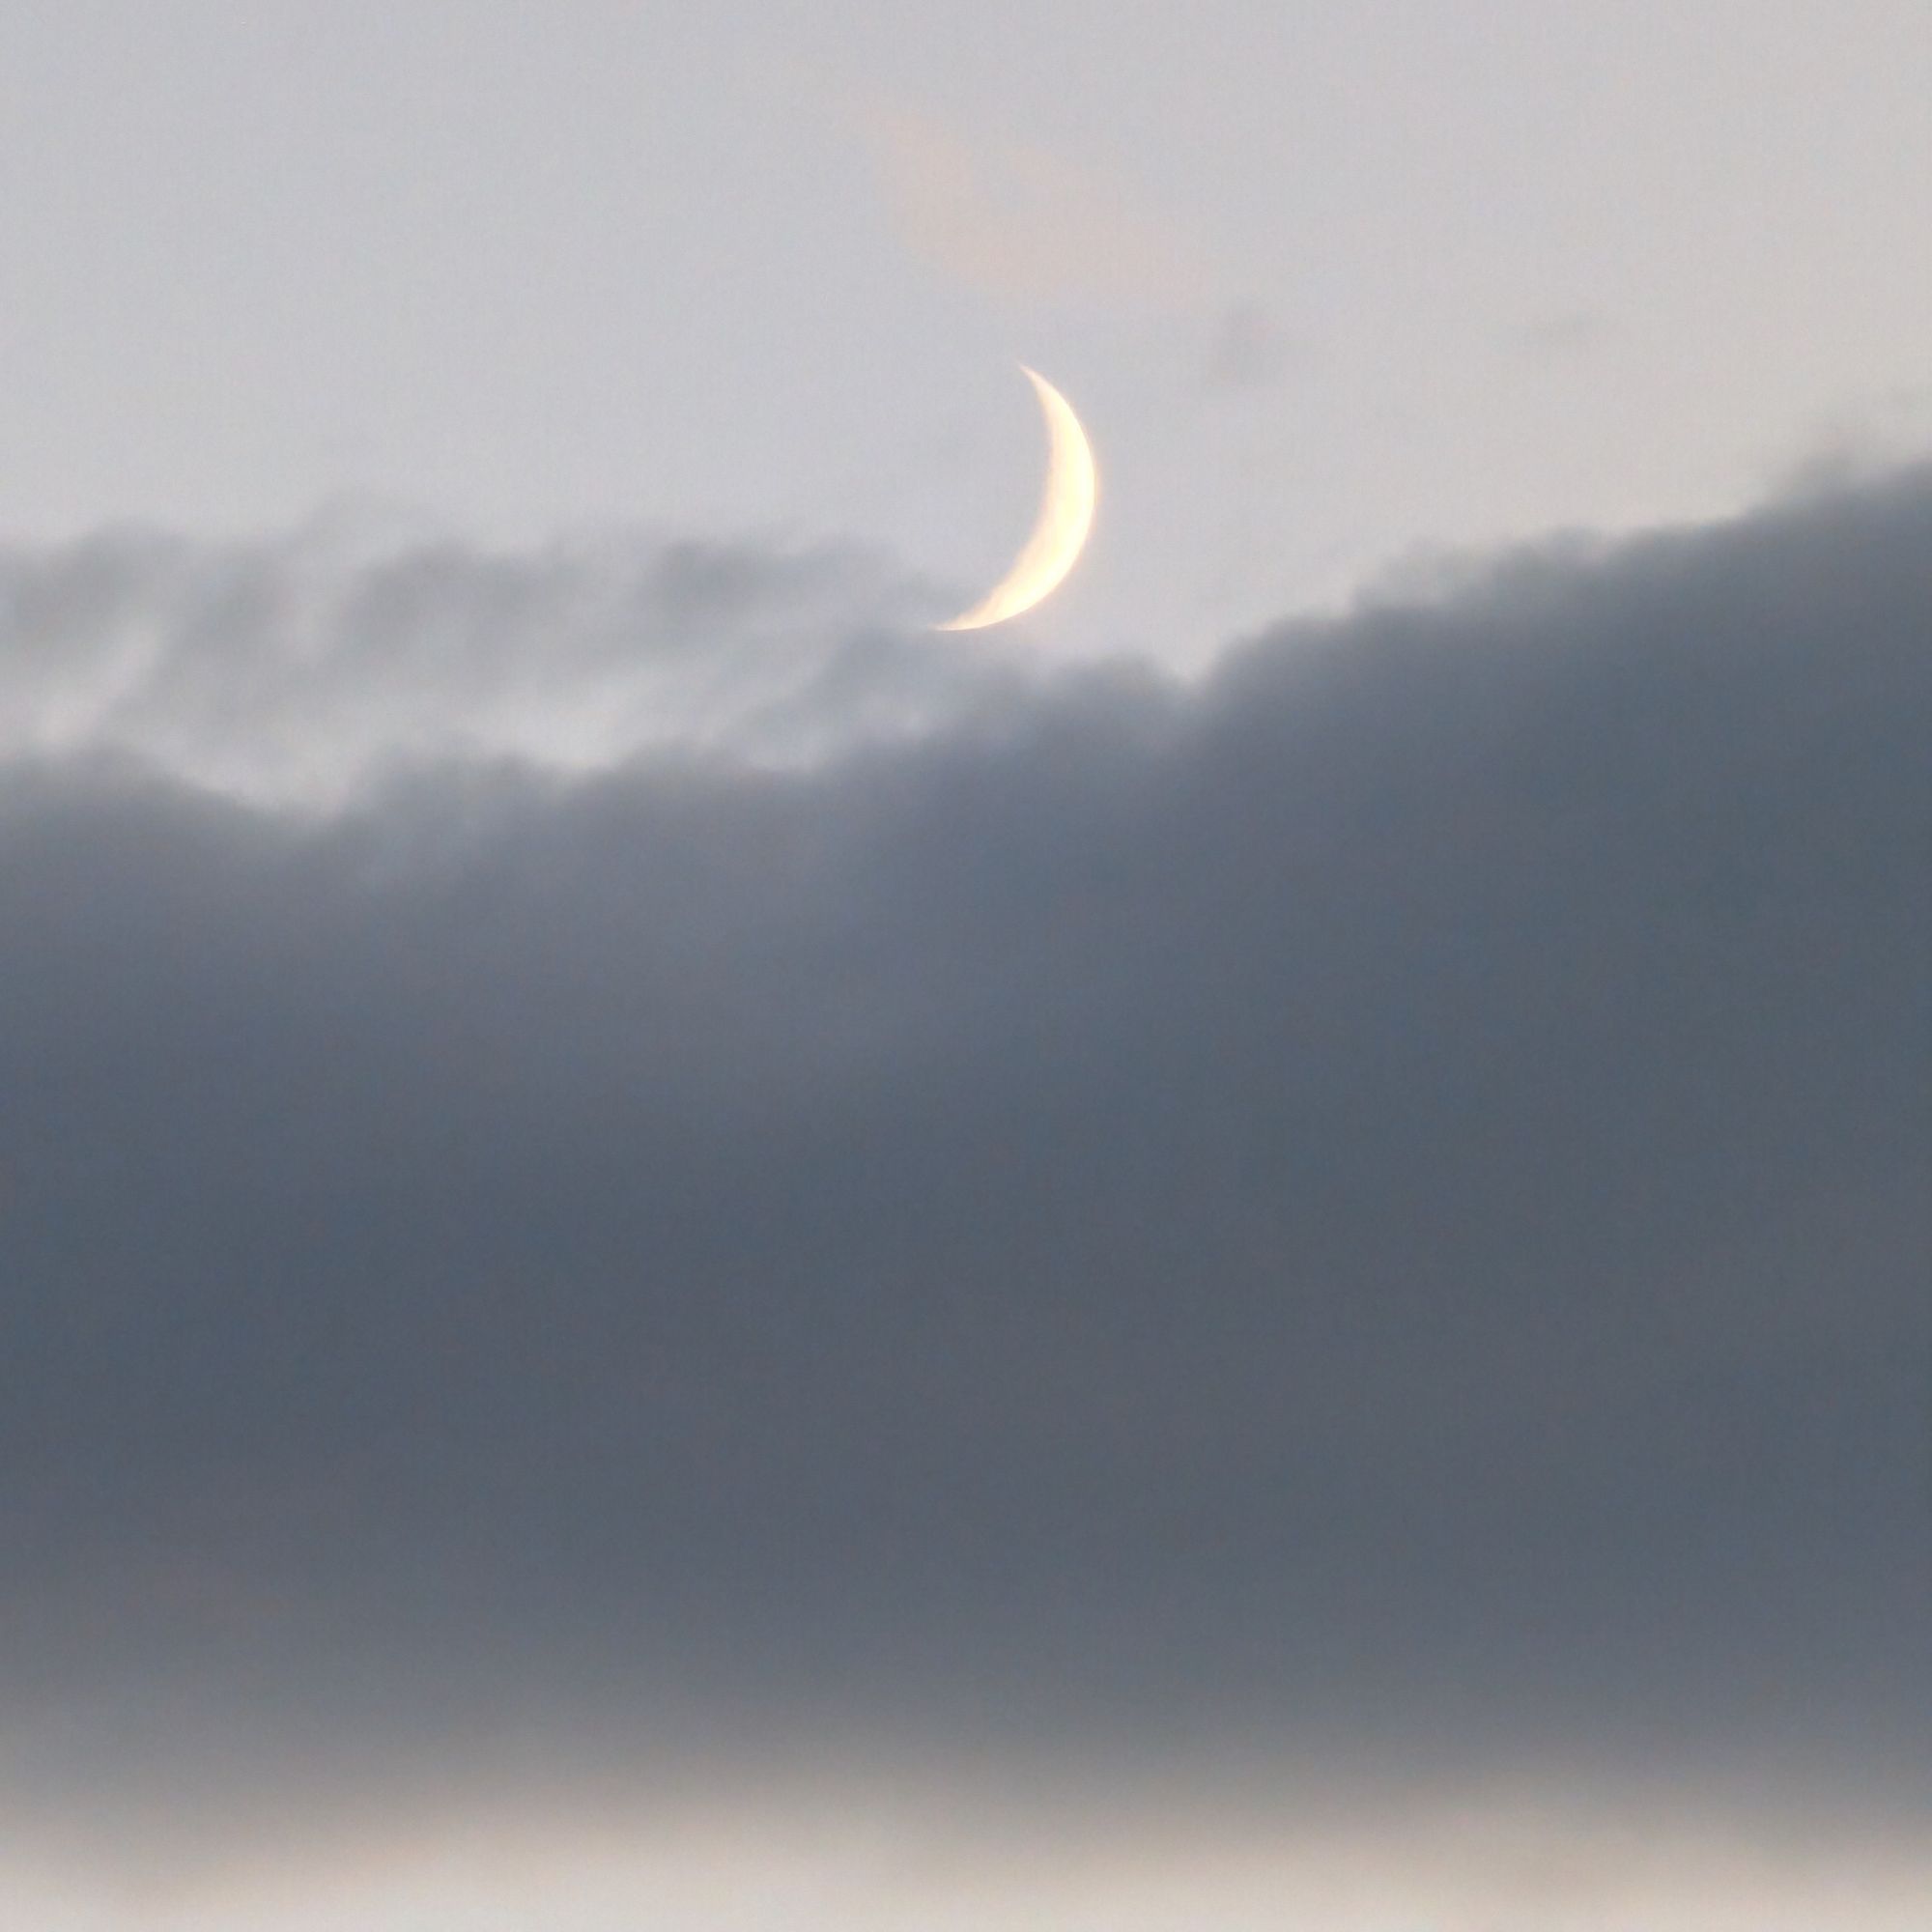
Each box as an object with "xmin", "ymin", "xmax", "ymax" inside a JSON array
[
  {"xmin": 1512, "ymin": 309, "xmax": 1620, "ymax": 358},
  {"xmin": 0, "ymin": 517, "xmax": 1018, "ymax": 807},
  {"xmin": 1202, "ymin": 298, "xmax": 1307, "ymax": 390},
  {"xmin": 852, "ymin": 94, "xmax": 1212, "ymax": 306}
]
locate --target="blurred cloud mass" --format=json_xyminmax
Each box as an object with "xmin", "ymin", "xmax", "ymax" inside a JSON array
[{"xmin": 1, "ymin": 462, "xmax": 1927, "ymax": 1926}]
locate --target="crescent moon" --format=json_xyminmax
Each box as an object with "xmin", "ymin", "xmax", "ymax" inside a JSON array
[{"xmin": 936, "ymin": 366, "xmax": 1097, "ymax": 631}]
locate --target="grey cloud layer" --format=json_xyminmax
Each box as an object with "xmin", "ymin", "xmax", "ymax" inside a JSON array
[
  {"xmin": 0, "ymin": 470, "xmax": 1927, "ymax": 1801},
  {"xmin": 0, "ymin": 519, "xmax": 1004, "ymax": 804}
]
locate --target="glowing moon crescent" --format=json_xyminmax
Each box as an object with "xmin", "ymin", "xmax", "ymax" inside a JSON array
[{"xmin": 936, "ymin": 366, "xmax": 1096, "ymax": 631}]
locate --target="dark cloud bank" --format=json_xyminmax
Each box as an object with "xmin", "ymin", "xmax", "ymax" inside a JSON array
[{"xmin": 0, "ymin": 469, "xmax": 1927, "ymax": 1835}]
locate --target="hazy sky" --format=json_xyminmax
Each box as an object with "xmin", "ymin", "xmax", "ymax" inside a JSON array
[
  {"xmin": 5, "ymin": 1, "xmax": 1930, "ymax": 653},
  {"xmin": 1, "ymin": 5, "xmax": 1928, "ymax": 1927}
]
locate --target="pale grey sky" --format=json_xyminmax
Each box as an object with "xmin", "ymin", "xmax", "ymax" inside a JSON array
[{"xmin": 3, "ymin": 0, "xmax": 1928, "ymax": 662}]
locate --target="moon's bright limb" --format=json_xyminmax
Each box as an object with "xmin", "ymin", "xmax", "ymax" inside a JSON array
[{"xmin": 936, "ymin": 366, "xmax": 1096, "ymax": 631}]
